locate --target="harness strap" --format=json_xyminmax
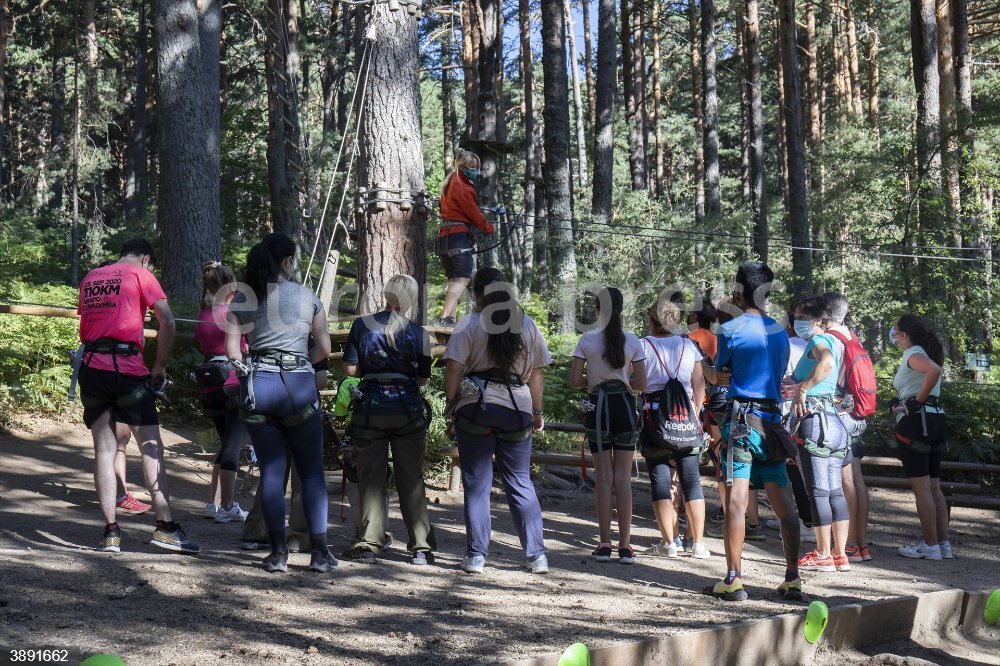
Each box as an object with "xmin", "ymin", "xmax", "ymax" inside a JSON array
[{"xmin": 726, "ymin": 399, "xmax": 740, "ymax": 487}]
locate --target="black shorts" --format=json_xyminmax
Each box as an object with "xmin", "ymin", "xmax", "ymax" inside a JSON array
[
  {"xmin": 585, "ymin": 392, "xmax": 639, "ymax": 453},
  {"xmin": 437, "ymin": 232, "xmax": 474, "ymax": 279},
  {"xmin": 201, "ymin": 386, "xmax": 240, "ymax": 414},
  {"xmin": 79, "ymin": 365, "xmax": 158, "ymax": 429},
  {"xmin": 895, "ymin": 411, "xmax": 947, "ymax": 478}
]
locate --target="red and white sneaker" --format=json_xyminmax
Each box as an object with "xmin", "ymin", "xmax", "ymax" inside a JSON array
[
  {"xmin": 833, "ymin": 554, "xmax": 852, "ymax": 571},
  {"xmin": 846, "ymin": 544, "xmax": 873, "ymax": 562},
  {"xmin": 116, "ymin": 493, "xmax": 151, "ymax": 515},
  {"xmin": 798, "ymin": 550, "xmax": 836, "ymax": 572}
]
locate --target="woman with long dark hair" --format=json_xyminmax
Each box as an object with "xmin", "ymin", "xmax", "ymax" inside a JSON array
[
  {"xmin": 225, "ymin": 232, "xmax": 334, "ymax": 573},
  {"xmin": 891, "ymin": 314, "xmax": 949, "ymax": 560},
  {"xmin": 195, "ymin": 261, "xmax": 247, "ymax": 523},
  {"xmin": 341, "ymin": 274, "xmax": 436, "ymax": 566},
  {"xmin": 443, "ymin": 266, "xmax": 552, "ymax": 574},
  {"xmin": 570, "ymin": 288, "xmax": 646, "ymax": 564}
]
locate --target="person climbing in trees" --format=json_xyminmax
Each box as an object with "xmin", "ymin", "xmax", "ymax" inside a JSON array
[
  {"xmin": 77, "ymin": 239, "xmax": 199, "ymax": 555},
  {"xmin": 570, "ymin": 287, "xmax": 646, "ymax": 565},
  {"xmin": 436, "ymin": 150, "xmax": 495, "ymax": 327}
]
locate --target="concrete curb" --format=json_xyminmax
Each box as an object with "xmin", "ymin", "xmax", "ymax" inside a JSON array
[{"xmin": 503, "ymin": 589, "xmax": 985, "ymax": 666}]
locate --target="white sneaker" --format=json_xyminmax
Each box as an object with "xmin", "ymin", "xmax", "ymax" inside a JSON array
[
  {"xmin": 647, "ymin": 540, "xmax": 678, "ymax": 558},
  {"xmin": 204, "ymin": 503, "xmax": 218, "ymax": 519},
  {"xmin": 939, "ymin": 541, "xmax": 954, "ymax": 559},
  {"xmin": 461, "ymin": 554, "xmax": 486, "ymax": 574},
  {"xmin": 691, "ymin": 542, "xmax": 711, "ymax": 559},
  {"xmin": 527, "ymin": 553, "xmax": 549, "ymax": 574},
  {"xmin": 898, "ymin": 541, "xmax": 942, "ymax": 560},
  {"xmin": 215, "ymin": 502, "xmax": 248, "ymax": 523}
]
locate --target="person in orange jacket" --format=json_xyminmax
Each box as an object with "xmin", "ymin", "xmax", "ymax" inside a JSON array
[{"xmin": 436, "ymin": 150, "xmax": 495, "ymax": 326}]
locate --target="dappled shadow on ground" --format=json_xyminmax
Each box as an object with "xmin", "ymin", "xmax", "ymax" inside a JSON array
[{"xmin": 1, "ymin": 420, "xmax": 998, "ymax": 665}]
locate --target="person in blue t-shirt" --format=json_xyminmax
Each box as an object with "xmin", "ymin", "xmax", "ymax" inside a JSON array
[
  {"xmin": 341, "ymin": 274, "xmax": 436, "ymax": 566},
  {"xmin": 710, "ymin": 262, "xmax": 803, "ymax": 602}
]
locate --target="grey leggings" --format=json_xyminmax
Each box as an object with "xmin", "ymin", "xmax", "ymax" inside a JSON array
[{"xmin": 797, "ymin": 450, "xmax": 849, "ymax": 528}]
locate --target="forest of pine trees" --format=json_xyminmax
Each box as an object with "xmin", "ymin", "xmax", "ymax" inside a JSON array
[{"xmin": 1, "ymin": 0, "xmax": 999, "ymax": 359}]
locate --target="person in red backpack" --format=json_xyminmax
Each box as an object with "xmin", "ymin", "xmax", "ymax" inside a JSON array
[
  {"xmin": 436, "ymin": 150, "xmax": 496, "ymax": 326},
  {"xmin": 824, "ymin": 293, "xmax": 876, "ymax": 562}
]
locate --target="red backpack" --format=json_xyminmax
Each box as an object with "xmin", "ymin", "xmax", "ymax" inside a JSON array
[{"xmin": 827, "ymin": 330, "xmax": 877, "ymax": 418}]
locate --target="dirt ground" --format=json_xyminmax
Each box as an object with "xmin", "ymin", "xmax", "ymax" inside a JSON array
[{"xmin": 1, "ymin": 417, "xmax": 998, "ymax": 666}]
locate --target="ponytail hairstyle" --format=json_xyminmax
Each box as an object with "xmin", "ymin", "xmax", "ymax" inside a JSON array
[
  {"xmin": 382, "ymin": 274, "xmax": 419, "ymax": 351},
  {"xmin": 897, "ymin": 314, "xmax": 945, "ymax": 365},
  {"xmin": 473, "ymin": 266, "xmax": 525, "ymax": 380},
  {"xmin": 598, "ymin": 287, "xmax": 627, "ymax": 370},
  {"xmin": 243, "ymin": 232, "xmax": 297, "ymax": 301},
  {"xmin": 201, "ymin": 261, "xmax": 237, "ymax": 307},
  {"xmin": 440, "ymin": 150, "xmax": 482, "ymax": 197}
]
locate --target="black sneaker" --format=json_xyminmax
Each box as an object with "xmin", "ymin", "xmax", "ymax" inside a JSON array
[
  {"xmin": 262, "ymin": 551, "xmax": 288, "ymax": 573},
  {"xmin": 411, "ymin": 551, "xmax": 435, "ymax": 566},
  {"xmin": 436, "ymin": 316, "xmax": 457, "ymax": 327},
  {"xmin": 341, "ymin": 546, "xmax": 376, "ymax": 563},
  {"xmin": 709, "ymin": 506, "xmax": 725, "ymax": 524},
  {"xmin": 96, "ymin": 526, "xmax": 121, "ymax": 553},
  {"xmin": 592, "ymin": 545, "xmax": 613, "ymax": 562},
  {"xmin": 309, "ymin": 549, "xmax": 339, "ymax": 572},
  {"xmin": 618, "ymin": 546, "xmax": 636, "ymax": 565},
  {"xmin": 151, "ymin": 524, "xmax": 200, "ymax": 554}
]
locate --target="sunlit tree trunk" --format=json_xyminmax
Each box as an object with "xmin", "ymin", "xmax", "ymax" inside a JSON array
[
  {"xmin": 701, "ymin": 0, "xmax": 721, "ymax": 219},
  {"xmin": 564, "ymin": 0, "xmax": 588, "ymax": 186},
  {"xmin": 745, "ymin": 0, "xmax": 768, "ymax": 263},
  {"xmin": 689, "ymin": 1, "xmax": 704, "ymax": 226},
  {"xmin": 591, "ymin": 0, "xmax": 615, "ymax": 224}
]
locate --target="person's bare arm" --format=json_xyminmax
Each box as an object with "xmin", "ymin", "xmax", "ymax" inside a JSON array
[
  {"xmin": 149, "ymin": 299, "xmax": 174, "ymax": 383},
  {"xmin": 702, "ymin": 362, "xmax": 719, "ymax": 385},
  {"xmin": 225, "ymin": 310, "xmax": 243, "ymax": 362},
  {"xmin": 792, "ymin": 345, "xmax": 835, "ymax": 416},
  {"xmin": 907, "ymin": 352, "xmax": 942, "ymax": 403},
  {"xmin": 691, "ymin": 360, "xmax": 706, "ymax": 407},
  {"xmin": 309, "ymin": 309, "xmax": 332, "ymax": 365},
  {"xmin": 528, "ymin": 366, "xmax": 545, "ymax": 431},
  {"xmin": 629, "ymin": 359, "xmax": 648, "ymax": 393},
  {"xmin": 569, "ymin": 357, "xmax": 588, "ymax": 389},
  {"xmin": 445, "ymin": 359, "xmax": 464, "ymax": 401}
]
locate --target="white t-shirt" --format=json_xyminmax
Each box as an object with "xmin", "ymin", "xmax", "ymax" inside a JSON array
[
  {"xmin": 572, "ymin": 330, "xmax": 645, "ymax": 391},
  {"xmin": 642, "ymin": 335, "xmax": 702, "ymax": 397}
]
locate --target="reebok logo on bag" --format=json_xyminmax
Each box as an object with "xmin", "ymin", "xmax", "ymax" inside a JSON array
[{"xmin": 827, "ymin": 330, "xmax": 877, "ymax": 418}]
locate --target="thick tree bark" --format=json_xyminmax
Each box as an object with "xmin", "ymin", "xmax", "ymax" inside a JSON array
[
  {"xmin": 775, "ymin": 14, "xmax": 788, "ymax": 210},
  {"xmin": 49, "ymin": 52, "xmax": 66, "ymax": 211},
  {"xmin": 845, "ymin": 0, "xmax": 863, "ymax": 117},
  {"xmin": 937, "ymin": 0, "xmax": 960, "ymax": 223},
  {"xmin": 322, "ymin": 1, "xmax": 342, "ymax": 141},
  {"xmin": 154, "ymin": 0, "xmax": 223, "ymax": 303},
  {"xmin": 565, "ymin": 0, "xmax": 588, "ymax": 187},
  {"xmin": 701, "ymin": 0, "xmax": 721, "ymax": 219},
  {"xmin": 652, "ymin": 0, "xmax": 664, "ymax": 199},
  {"xmin": 582, "ymin": 0, "xmax": 596, "ymax": 139},
  {"xmin": 337, "ymin": 6, "xmax": 351, "ymax": 137},
  {"xmin": 83, "ymin": 0, "xmax": 106, "ymax": 245},
  {"xmin": 689, "ymin": 1, "xmax": 704, "ymax": 226},
  {"xmin": 737, "ymin": 6, "xmax": 749, "ymax": 204},
  {"xmin": 517, "ymin": 0, "xmax": 537, "ymax": 294},
  {"xmin": 460, "ymin": 0, "xmax": 479, "ymax": 141},
  {"xmin": 831, "ymin": 0, "xmax": 847, "ymax": 120},
  {"xmin": 442, "ymin": 36, "xmax": 454, "ymax": 175},
  {"xmin": 0, "ymin": 1, "xmax": 8, "ymax": 192},
  {"xmin": 591, "ymin": 0, "xmax": 615, "ymax": 224},
  {"xmin": 473, "ymin": 0, "xmax": 504, "ymax": 267},
  {"xmin": 911, "ymin": 0, "xmax": 942, "ymax": 216},
  {"xmin": 71, "ymin": 46, "xmax": 81, "ymax": 285},
  {"xmin": 624, "ymin": 0, "xmax": 646, "ymax": 190},
  {"xmin": 541, "ymin": 0, "xmax": 578, "ymax": 332},
  {"xmin": 357, "ymin": 7, "xmax": 426, "ymax": 316},
  {"xmin": 866, "ymin": 0, "xmax": 880, "ymax": 136},
  {"xmin": 264, "ymin": 0, "xmax": 306, "ymax": 240},
  {"xmin": 125, "ymin": 0, "xmax": 149, "ymax": 222},
  {"xmin": 778, "ymin": 0, "xmax": 811, "ymax": 291},
  {"xmin": 745, "ymin": 0, "xmax": 768, "ymax": 263}
]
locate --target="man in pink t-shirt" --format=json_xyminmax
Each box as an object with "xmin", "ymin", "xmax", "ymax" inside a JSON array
[{"xmin": 76, "ymin": 238, "xmax": 199, "ymax": 555}]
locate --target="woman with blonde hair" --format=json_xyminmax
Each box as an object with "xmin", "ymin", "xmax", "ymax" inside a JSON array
[
  {"xmin": 341, "ymin": 274, "xmax": 436, "ymax": 565},
  {"xmin": 195, "ymin": 260, "xmax": 247, "ymax": 523},
  {"xmin": 436, "ymin": 150, "xmax": 496, "ymax": 326}
]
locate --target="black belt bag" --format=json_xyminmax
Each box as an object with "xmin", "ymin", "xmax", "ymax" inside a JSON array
[
  {"xmin": 84, "ymin": 338, "xmax": 140, "ymax": 356},
  {"xmin": 192, "ymin": 355, "xmax": 234, "ymax": 388}
]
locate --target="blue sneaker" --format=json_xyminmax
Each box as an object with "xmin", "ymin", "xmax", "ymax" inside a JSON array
[{"xmin": 461, "ymin": 553, "xmax": 486, "ymax": 574}]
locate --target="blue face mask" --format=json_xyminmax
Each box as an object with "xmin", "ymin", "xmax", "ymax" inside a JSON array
[
  {"xmin": 462, "ymin": 168, "xmax": 480, "ymax": 183},
  {"xmin": 793, "ymin": 319, "xmax": 816, "ymax": 340}
]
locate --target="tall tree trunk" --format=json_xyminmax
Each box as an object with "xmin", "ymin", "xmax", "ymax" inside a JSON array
[
  {"xmin": 442, "ymin": 36, "xmax": 454, "ymax": 175},
  {"xmin": 701, "ymin": 0, "xmax": 721, "ymax": 219},
  {"xmin": 652, "ymin": 0, "xmax": 664, "ymax": 199},
  {"xmin": 49, "ymin": 52, "xmax": 66, "ymax": 211},
  {"xmin": 264, "ymin": 0, "xmax": 306, "ymax": 240},
  {"xmin": 845, "ymin": 0, "xmax": 863, "ymax": 117},
  {"xmin": 805, "ymin": 3, "xmax": 821, "ymax": 151},
  {"xmin": 745, "ymin": 0, "xmax": 768, "ymax": 263},
  {"xmin": 591, "ymin": 0, "xmax": 615, "ymax": 224},
  {"xmin": 866, "ymin": 0, "xmax": 880, "ymax": 136},
  {"xmin": 71, "ymin": 47, "xmax": 81, "ymax": 285},
  {"xmin": 624, "ymin": 0, "xmax": 646, "ymax": 190},
  {"xmin": 582, "ymin": 0, "xmax": 596, "ymax": 140},
  {"xmin": 937, "ymin": 0, "xmax": 960, "ymax": 225},
  {"xmin": 337, "ymin": 6, "xmax": 351, "ymax": 137},
  {"xmin": 518, "ymin": 0, "xmax": 537, "ymax": 294},
  {"xmin": 473, "ymin": 0, "xmax": 504, "ymax": 267},
  {"xmin": 565, "ymin": 0, "xmax": 588, "ymax": 187},
  {"xmin": 125, "ymin": 0, "xmax": 148, "ymax": 222},
  {"xmin": 357, "ymin": 7, "xmax": 426, "ymax": 316},
  {"xmin": 778, "ymin": 0, "xmax": 811, "ymax": 291},
  {"xmin": 775, "ymin": 14, "xmax": 788, "ymax": 210},
  {"xmin": 460, "ymin": 0, "xmax": 479, "ymax": 141},
  {"xmin": 322, "ymin": 1, "xmax": 340, "ymax": 140},
  {"xmin": 911, "ymin": 0, "xmax": 942, "ymax": 223},
  {"xmin": 737, "ymin": 5, "xmax": 750, "ymax": 204},
  {"xmin": 831, "ymin": 0, "xmax": 847, "ymax": 121},
  {"xmin": 83, "ymin": 0, "xmax": 106, "ymax": 252},
  {"xmin": 689, "ymin": 0, "xmax": 704, "ymax": 226},
  {"xmin": 154, "ymin": 0, "xmax": 223, "ymax": 302},
  {"xmin": 541, "ymin": 0, "xmax": 578, "ymax": 332},
  {"xmin": 0, "ymin": 0, "xmax": 8, "ymax": 192}
]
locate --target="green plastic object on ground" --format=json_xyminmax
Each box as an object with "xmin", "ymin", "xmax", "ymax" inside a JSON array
[
  {"xmin": 985, "ymin": 589, "xmax": 1000, "ymax": 626},
  {"xmin": 557, "ymin": 642, "xmax": 590, "ymax": 666},
  {"xmin": 804, "ymin": 600, "xmax": 829, "ymax": 644},
  {"xmin": 81, "ymin": 655, "xmax": 125, "ymax": 666}
]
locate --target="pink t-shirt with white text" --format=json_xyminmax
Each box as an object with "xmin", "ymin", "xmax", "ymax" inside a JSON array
[{"xmin": 77, "ymin": 263, "xmax": 167, "ymax": 377}]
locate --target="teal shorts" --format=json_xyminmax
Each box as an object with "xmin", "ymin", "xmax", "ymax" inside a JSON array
[{"xmin": 721, "ymin": 449, "xmax": 788, "ymax": 488}]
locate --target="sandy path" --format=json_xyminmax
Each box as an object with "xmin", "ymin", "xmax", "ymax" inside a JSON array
[{"xmin": 1, "ymin": 418, "xmax": 998, "ymax": 665}]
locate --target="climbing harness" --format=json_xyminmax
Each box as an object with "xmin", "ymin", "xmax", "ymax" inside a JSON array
[
  {"xmin": 239, "ymin": 350, "xmax": 319, "ymax": 427},
  {"xmin": 453, "ymin": 370, "xmax": 533, "ymax": 442}
]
